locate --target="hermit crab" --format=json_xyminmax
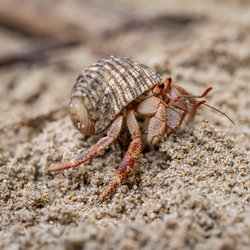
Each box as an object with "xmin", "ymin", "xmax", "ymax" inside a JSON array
[{"xmin": 48, "ymin": 56, "xmax": 234, "ymax": 201}]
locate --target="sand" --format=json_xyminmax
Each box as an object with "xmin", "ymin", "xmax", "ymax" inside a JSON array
[{"xmin": 0, "ymin": 0, "xmax": 250, "ymax": 249}]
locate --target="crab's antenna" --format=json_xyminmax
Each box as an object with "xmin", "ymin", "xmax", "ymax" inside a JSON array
[
  {"xmin": 179, "ymin": 87, "xmax": 213, "ymax": 99},
  {"xmin": 182, "ymin": 99, "xmax": 235, "ymax": 125},
  {"xmin": 190, "ymin": 100, "xmax": 235, "ymax": 125},
  {"xmin": 172, "ymin": 87, "xmax": 213, "ymax": 104},
  {"xmin": 202, "ymin": 102, "xmax": 236, "ymax": 126},
  {"xmin": 199, "ymin": 87, "xmax": 213, "ymax": 98},
  {"xmin": 164, "ymin": 85, "xmax": 235, "ymax": 125}
]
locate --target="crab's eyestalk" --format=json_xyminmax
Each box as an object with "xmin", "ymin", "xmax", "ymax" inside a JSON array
[
  {"xmin": 153, "ymin": 77, "xmax": 172, "ymax": 95},
  {"xmin": 69, "ymin": 96, "xmax": 94, "ymax": 135}
]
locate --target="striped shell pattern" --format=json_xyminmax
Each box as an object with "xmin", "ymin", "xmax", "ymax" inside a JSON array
[{"xmin": 69, "ymin": 56, "xmax": 161, "ymax": 135}]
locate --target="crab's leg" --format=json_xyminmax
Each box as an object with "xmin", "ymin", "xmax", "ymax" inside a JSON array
[
  {"xmin": 135, "ymin": 96, "xmax": 167, "ymax": 145},
  {"xmin": 98, "ymin": 110, "xmax": 142, "ymax": 202},
  {"xmin": 165, "ymin": 107, "xmax": 185, "ymax": 135},
  {"xmin": 146, "ymin": 103, "xmax": 167, "ymax": 145},
  {"xmin": 48, "ymin": 115, "xmax": 123, "ymax": 172},
  {"xmin": 135, "ymin": 96, "xmax": 161, "ymax": 116}
]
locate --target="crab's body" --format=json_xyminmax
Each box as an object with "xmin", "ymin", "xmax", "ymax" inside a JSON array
[{"xmin": 49, "ymin": 56, "xmax": 214, "ymax": 201}]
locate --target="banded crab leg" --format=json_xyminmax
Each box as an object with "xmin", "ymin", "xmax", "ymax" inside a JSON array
[
  {"xmin": 98, "ymin": 109, "xmax": 142, "ymax": 202},
  {"xmin": 48, "ymin": 115, "xmax": 123, "ymax": 172}
]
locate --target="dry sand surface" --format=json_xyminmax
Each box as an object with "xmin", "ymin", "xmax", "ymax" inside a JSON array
[{"xmin": 0, "ymin": 0, "xmax": 250, "ymax": 249}]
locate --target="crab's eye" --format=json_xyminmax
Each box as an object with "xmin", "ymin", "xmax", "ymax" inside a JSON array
[{"xmin": 158, "ymin": 83, "xmax": 165, "ymax": 89}]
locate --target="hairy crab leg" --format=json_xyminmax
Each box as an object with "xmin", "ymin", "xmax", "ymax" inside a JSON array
[
  {"xmin": 98, "ymin": 109, "xmax": 142, "ymax": 202},
  {"xmin": 48, "ymin": 115, "xmax": 123, "ymax": 172}
]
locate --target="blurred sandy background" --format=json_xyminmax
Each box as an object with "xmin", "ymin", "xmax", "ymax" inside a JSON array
[{"xmin": 0, "ymin": 0, "xmax": 249, "ymax": 249}]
